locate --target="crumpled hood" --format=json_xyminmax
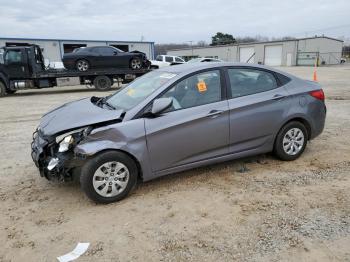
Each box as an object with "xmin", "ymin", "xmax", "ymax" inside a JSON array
[{"xmin": 39, "ymin": 97, "xmax": 124, "ymax": 137}]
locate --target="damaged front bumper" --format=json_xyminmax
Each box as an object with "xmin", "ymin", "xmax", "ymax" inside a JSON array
[{"xmin": 31, "ymin": 129, "xmax": 84, "ymax": 181}]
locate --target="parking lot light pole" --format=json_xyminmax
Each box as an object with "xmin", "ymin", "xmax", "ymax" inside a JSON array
[{"xmin": 187, "ymin": 41, "xmax": 194, "ymax": 58}]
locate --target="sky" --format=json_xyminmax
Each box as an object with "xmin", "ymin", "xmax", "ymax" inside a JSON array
[{"xmin": 0, "ymin": 0, "xmax": 349, "ymax": 43}]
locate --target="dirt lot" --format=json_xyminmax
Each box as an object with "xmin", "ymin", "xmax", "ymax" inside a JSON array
[{"xmin": 0, "ymin": 65, "xmax": 349, "ymax": 262}]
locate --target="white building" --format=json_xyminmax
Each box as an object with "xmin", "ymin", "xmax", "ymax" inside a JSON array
[
  {"xmin": 0, "ymin": 37, "xmax": 155, "ymax": 62},
  {"xmin": 167, "ymin": 36, "xmax": 343, "ymax": 66}
]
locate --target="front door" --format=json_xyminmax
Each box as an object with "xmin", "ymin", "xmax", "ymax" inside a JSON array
[
  {"xmin": 226, "ymin": 67, "xmax": 290, "ymax": 153},
  {"xmin": 4, "ymin": 49, "xmax": 29, "ymax": 79},
  {"xmin": 144, "ymin": 69, "xmax": 230, "ymax": 172}
]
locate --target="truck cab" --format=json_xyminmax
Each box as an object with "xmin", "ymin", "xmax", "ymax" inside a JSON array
[{"xmin": 0, "ymin": 45, "xmax": 48, "ymax": 95}]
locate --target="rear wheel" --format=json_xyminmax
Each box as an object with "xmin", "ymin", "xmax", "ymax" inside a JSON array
[
  {"xmin": 76, "ymin": 59, "xmax": 90, "ymax": 71},
  {"xmin": 130, "ymin": 57, "xmax": 142, "ymax": 70},
  {"xmin": 93, "ymin": 76, "xmax": 112, "ymax": 91},
  {"xmin": 274, "ymin": 121, "xmax": 308, "ymax": 161},
  {"xmin": 80, "ymin": 151, "xmax": 138, "ymax": 204},
  {"xmin": 0, "ymin": 81, "xmax": 6, "ymax": 97}
]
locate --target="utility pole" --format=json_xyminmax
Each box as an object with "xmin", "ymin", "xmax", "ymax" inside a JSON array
[{"xmin": 187, "ymin": 41, "xmax": 194, "ymax": 57}]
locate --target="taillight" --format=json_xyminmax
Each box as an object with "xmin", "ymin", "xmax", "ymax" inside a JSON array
[{"xmin": 309, "ymin": 89, "xmax": 325, "ymax": 101}]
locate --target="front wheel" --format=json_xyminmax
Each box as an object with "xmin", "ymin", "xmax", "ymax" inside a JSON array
[
  {"xmin": 274, "ymin": 121, "xmax": 308, "ymax": 161},
  {"xmin": 80, "ymin": 151, "xmax": 138, "ymax": 204},
  {"xmin": 130, "ymin": 57, "xmax": 142, "ymax": 70}
]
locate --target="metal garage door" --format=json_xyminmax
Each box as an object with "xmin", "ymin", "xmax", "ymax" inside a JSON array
[
  {"xmin": 264, "ymin": 45, "xmax": 282, "ymax": 66},
  {"xmin": 239, "ymin": 47, "xmax": 255, "ymax": 63}
]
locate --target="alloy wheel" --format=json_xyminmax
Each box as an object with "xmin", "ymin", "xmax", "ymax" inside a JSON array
[
  {"xmin": 77, "ymin": 60, "xmax": 89, "ymax": 71},
  {"xmin": 131, "ymin": 58, "xmax": 142, "ymax": 69}
]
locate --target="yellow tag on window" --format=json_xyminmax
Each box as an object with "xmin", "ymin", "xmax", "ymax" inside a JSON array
[
  {"xmin": 127, "ymin": 88, "xmax": 135, "ymax": 96},
  {"xmin": 197, "ymin": 81, "xmax": 207, "ymax": 92}
]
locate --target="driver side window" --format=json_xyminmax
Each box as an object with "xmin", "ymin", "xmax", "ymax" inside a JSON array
[
  {"xmin": 5, "ymin": 50, "xmax": 22, "ymax": 63},
  {"xmin": 161, "ymin": 70, "xmax": 222, "ymax": 112}
]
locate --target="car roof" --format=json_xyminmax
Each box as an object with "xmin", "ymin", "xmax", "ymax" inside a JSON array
[
  {"xmin": 157, "ymin": 62, "xmax": 296, "ymax": 78},
  {"xmin": 87, "ymin": 46, "xmax": 115, "ymax": 49}
]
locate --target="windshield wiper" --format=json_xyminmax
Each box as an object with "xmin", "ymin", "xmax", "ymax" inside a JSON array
[
  {"xmin": 94, "ymin": 96, "xmax": 116, "ymax": 110},
  {"xmin": 103, "ymin": 100, "xmax": 116, "ymax": 110}
]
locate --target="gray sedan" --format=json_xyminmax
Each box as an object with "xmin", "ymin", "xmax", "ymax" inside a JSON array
[{"xmin": 31, "ymin": 63, "xmax": 326, "ymax": 203}]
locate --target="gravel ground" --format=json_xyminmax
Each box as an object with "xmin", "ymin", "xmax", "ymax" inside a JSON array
[{"xmin": 0, "ymin": 65, "xmax": 349, "ymax": 262}]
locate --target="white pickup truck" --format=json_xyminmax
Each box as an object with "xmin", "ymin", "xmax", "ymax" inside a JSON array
[{"xmin": 150, "ymin": 55, "xmax": 185, "ymax": 69}]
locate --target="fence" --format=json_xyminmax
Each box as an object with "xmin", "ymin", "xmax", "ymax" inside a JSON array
[{"xmin": 297, "ymin": 52, "xmax": 344, "ymax": 66}]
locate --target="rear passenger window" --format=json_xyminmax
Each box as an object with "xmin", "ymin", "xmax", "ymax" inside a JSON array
[
  {"xmin": 96, "ymin": 47, "xmax": 115, "ymax": 55},
  {"xmin": 228, "ymin": 68, "xmax": 278, "ymax": 98},
  {"xmin": 275, "ymin": 72, "xmax": 291, "ymax": 85}
]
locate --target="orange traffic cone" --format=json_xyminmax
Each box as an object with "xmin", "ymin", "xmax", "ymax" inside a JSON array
[{"xmin": 313, "ymin": 70, "xmax": 318, "ymax": 81}]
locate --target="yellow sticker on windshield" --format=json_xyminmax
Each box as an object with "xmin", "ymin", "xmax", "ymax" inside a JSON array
[
  {"xmin": 197, "ymin": 81, "xmax": 207, "ymax": 92},
  {"xmin": 127, "ymin": 88, "xmax": 135, "ymax": 96}
]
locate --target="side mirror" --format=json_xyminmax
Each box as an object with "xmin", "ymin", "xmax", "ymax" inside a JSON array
[{"xmin": 151, "ymin": 98, "xmax": 173, "ymax": 115}]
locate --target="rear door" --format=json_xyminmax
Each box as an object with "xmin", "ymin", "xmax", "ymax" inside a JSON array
[
  {"xmin": 145, "ymin": 69, "xmax": 230, "ymax": 172},
  {"xmin": 226, "ymin": 67, "xmax": 290, "ymax": 153}
]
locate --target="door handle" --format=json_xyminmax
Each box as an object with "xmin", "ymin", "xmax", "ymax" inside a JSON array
[
  {"xmin": 207, "ymin": 110, "xmax": 224, "ymax": 118},
  {"xmin": 272, "ymin": 94, "xmax": 286, "ymax": 101}
]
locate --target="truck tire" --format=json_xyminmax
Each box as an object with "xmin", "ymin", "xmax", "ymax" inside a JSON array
[
  {"xmin": 80, "ymin": 150, "xmax": 138, "ymax": 204},
  {"xmin": 93, "ymin": 76, "xmax": 112, "ymax": 91},
  {"xmin": 0, "ymin": 81, "xmax": 6, "ymax": 97},
  {"xmin": 6, "ymin": 89, "xmax": 17, "ymax": 94}
]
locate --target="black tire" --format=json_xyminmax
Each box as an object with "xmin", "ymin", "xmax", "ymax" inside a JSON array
[
  {"xmin": 130, "ymin": 57, "xmax": 142, "ymax": 70},
  {"xmin": 6, "ymin": 89, "xmax": 17, "ymax": 94},
  {"xmin": 76, "ymin": 59, "xmax": 90, "ymax": 72},
  {"xmin": 0, "ymin": 81, "xmax": 6, "ymax": 97},
  {"xmin": 93, "ymin": 76, "xmax": 112, "ymax": 91},
  {"xmin": 80, "ymin": 151, "xmax": 138, "ymax": 204},
  {"xmin": 274, "ymin": 121, "xmax": 308, "ymax": 161}
]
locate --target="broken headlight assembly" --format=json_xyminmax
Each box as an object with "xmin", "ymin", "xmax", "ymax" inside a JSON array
[{"xmin": 55, "ymin": 127, "xmax": 92, "ymax": 153}]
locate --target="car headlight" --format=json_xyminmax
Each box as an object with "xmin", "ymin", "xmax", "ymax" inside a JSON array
[
  {"xmin": 58, "ymin": 135, "xmax": 74, "ymax": 152},
  {"xmin": 55, "ymin": 127, "xmax": 92, "ymax": 153}
]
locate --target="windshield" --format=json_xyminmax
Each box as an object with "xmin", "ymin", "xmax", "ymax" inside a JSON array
[
  {"xmin": 106, "ymin": 71, "xmax": 177, "ymax": 110},
  {"xmin": 187, "ymin": 58, "xmax": 203, "ymax": 63},
  {"xmin": 0, "ymin": 48, "xmax": 4, "ymax": 64}
]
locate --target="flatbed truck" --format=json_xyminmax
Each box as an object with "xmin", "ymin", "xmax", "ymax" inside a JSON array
[{"xmin": 0, "ymin": 44, "xmax": 151, "ymax": 97}]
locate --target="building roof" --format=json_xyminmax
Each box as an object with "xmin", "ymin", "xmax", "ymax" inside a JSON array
[
  {"xmin": 167, "ymin": 36, "xmax": 343, "ymax": 52},
  {"xmin": 0, "ymin": 37, "xmax": 154, "ymax": 44}
]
